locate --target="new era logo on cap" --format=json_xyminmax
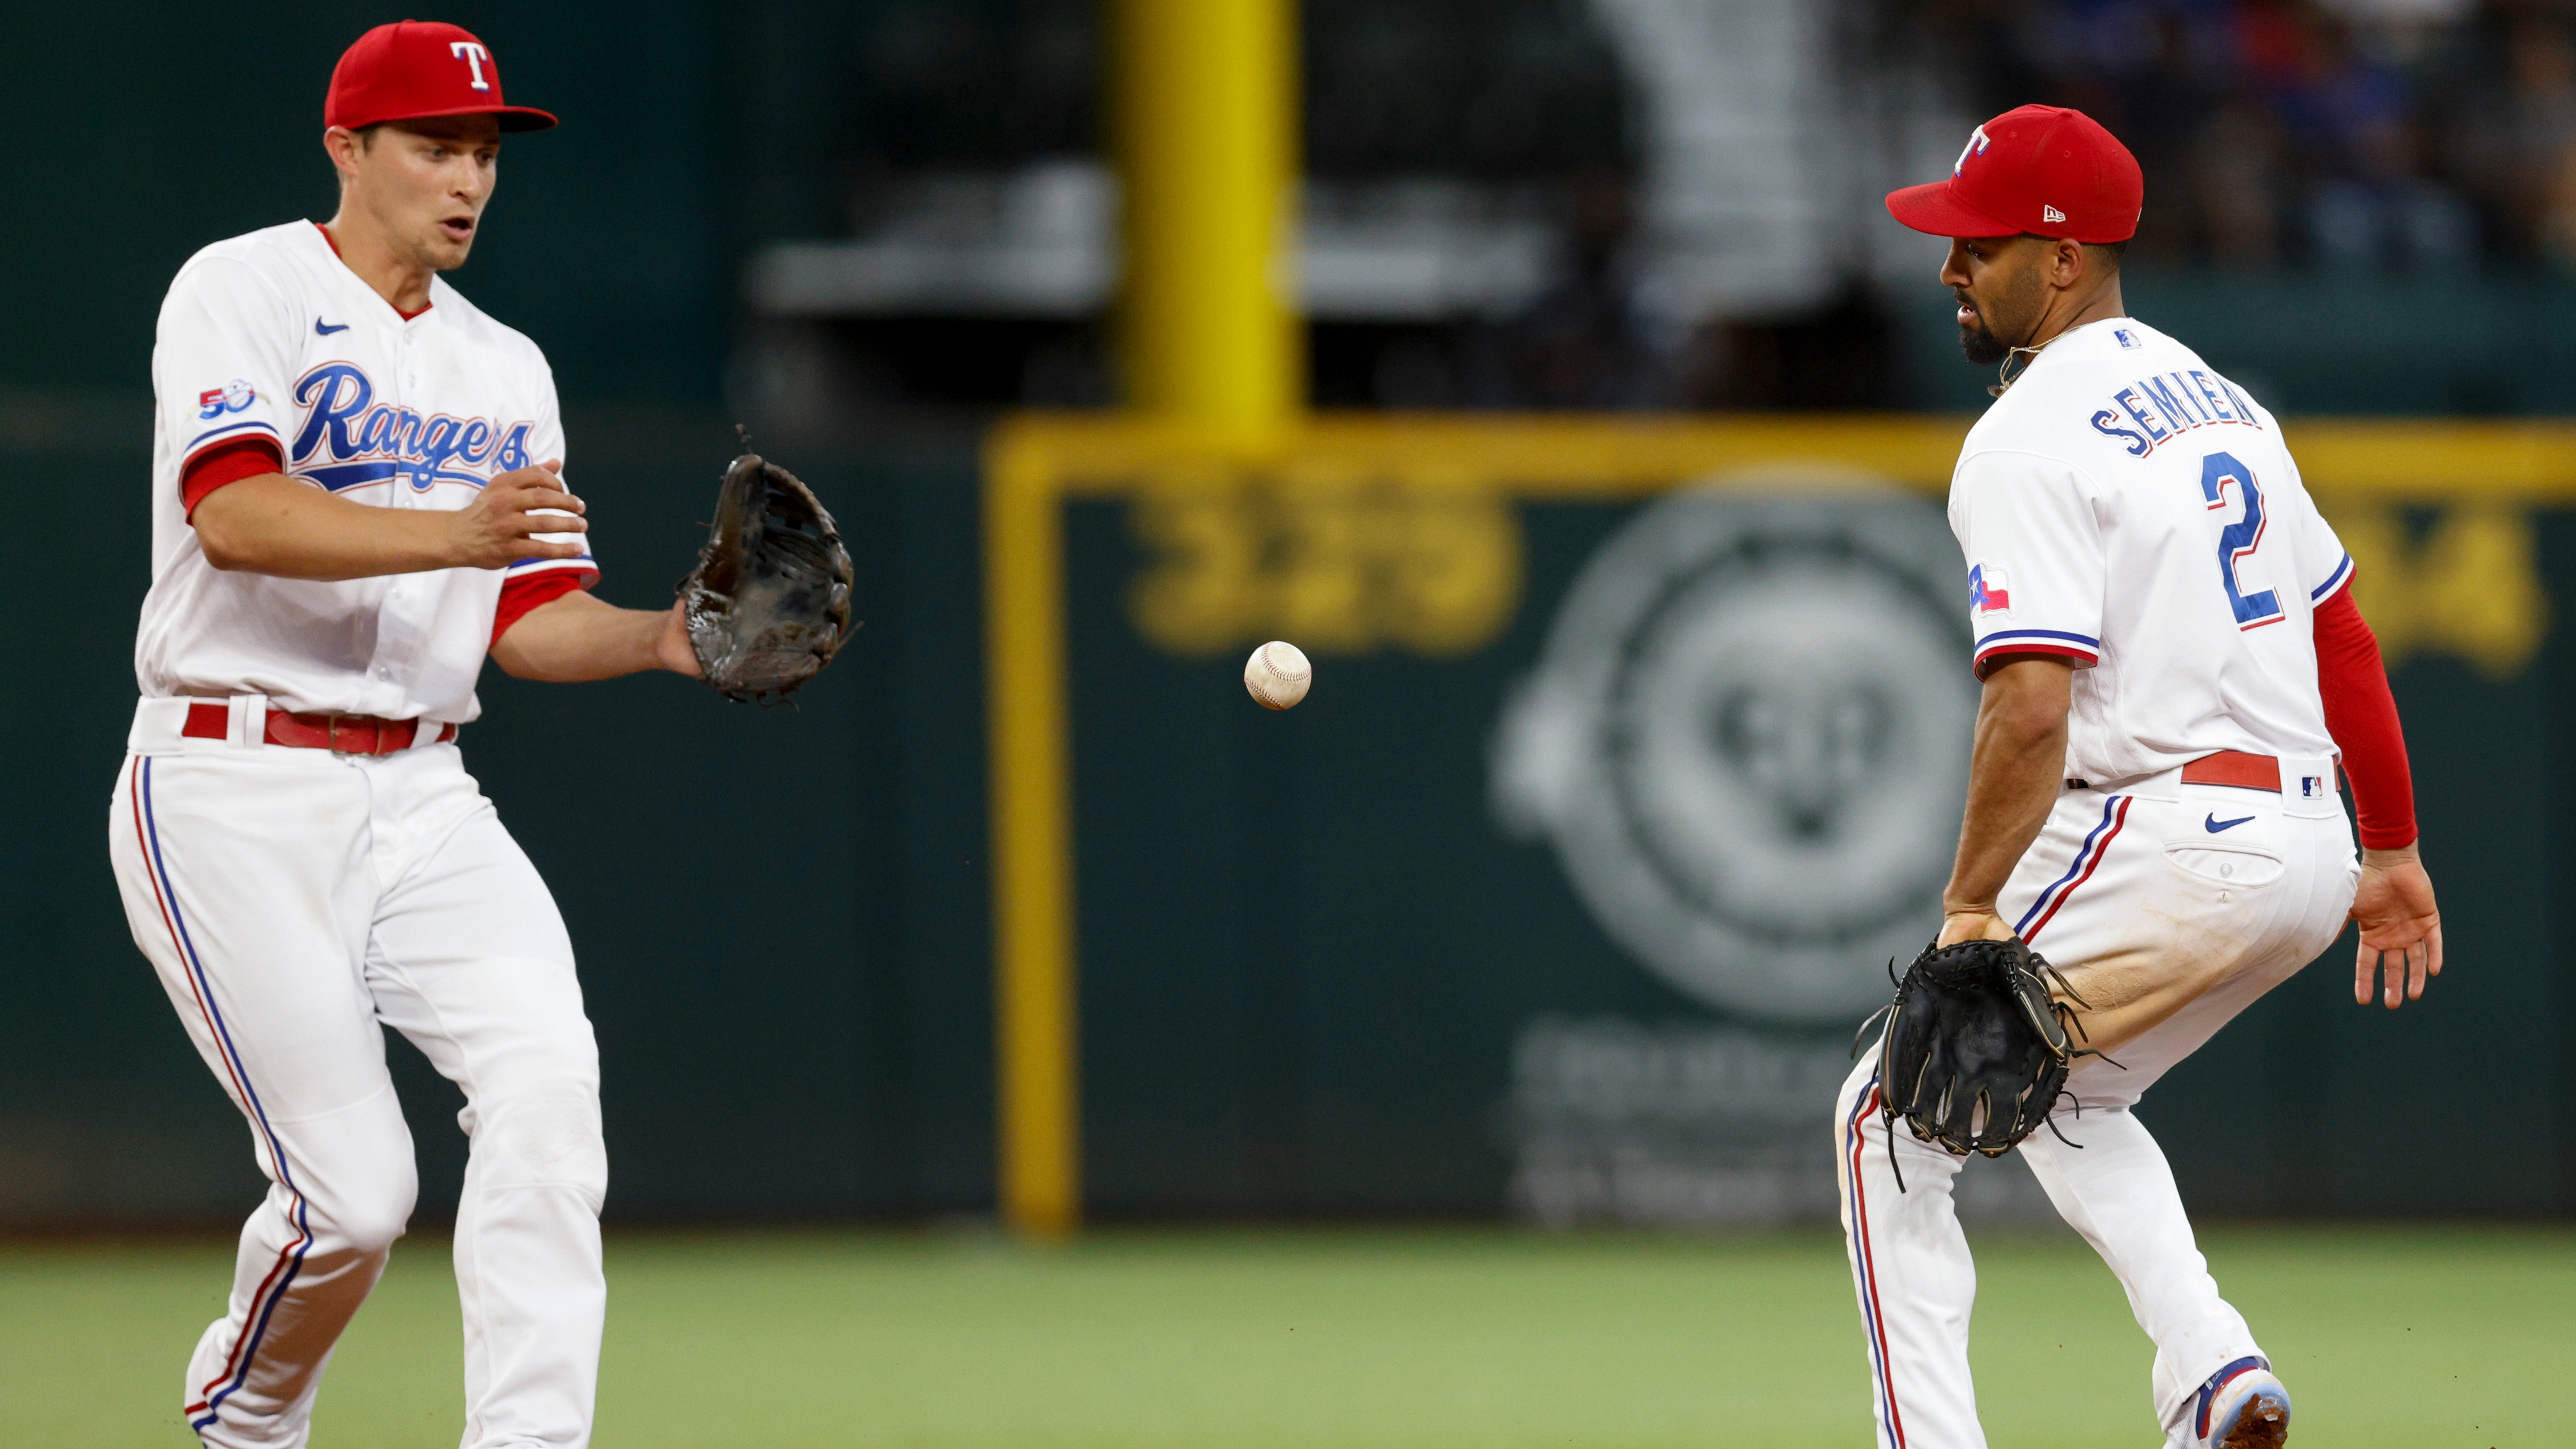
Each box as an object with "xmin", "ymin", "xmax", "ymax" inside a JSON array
[{"xmin": 1887, "ymin": 104, "xmax": 2143, "ymax": 243}]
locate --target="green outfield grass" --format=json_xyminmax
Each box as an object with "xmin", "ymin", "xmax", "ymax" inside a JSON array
[{"xmin": 1, "ymin": 1224, "xmax": 2566, "ymax": 1447}]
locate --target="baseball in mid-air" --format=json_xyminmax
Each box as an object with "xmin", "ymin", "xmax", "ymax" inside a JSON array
[{"xmin": 1243, "ymin": 640, "xmax": 1313, "ymax": 709}]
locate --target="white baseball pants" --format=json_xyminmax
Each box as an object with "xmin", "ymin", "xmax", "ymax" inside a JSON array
[
  {"xmin": 108, "ymin": 704, "xmax": 606, "ymax": 1449},
  {"xmin": 1836, "ymin": 767, "xmax": 2359, "ymax": 1448}
]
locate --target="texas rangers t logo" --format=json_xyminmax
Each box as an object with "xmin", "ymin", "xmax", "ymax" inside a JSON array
[
  {"xmin": 1954, "ymin": 125, "xmax": 1992, "ymax": 176},
  {"xmin": 450, "ymin": 41, "xmax": 492, "ymax": 91}
]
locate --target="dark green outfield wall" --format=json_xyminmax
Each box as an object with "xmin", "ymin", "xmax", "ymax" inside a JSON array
[
  {"xmin": 3, "ymin": 1, "xmax": 2571, "ymax": 1225},
  {"xmin": 8, "ymin": 429, "xmax": 2567, "ymax": 1224}
]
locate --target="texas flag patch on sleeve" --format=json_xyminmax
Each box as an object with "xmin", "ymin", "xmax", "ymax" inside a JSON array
[{"xmin": 1968, "ymin": 562, "xmax": 2012, "ymax": 617}]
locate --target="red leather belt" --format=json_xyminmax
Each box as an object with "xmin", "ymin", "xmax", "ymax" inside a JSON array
[
  {"xmin": 2179, "ymin": 750, "xmax": 2281, "ymax": 792},
  {"xmin": 181, "ymin": 702, "xmax": 456, "ymax": 756},
  {"xmin": 2067, "ymin": 750, "xmax": 2284, "ymax": 793}
]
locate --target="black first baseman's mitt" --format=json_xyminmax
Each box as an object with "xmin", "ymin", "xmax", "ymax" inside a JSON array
[
  {"xmin": 1857, "ymin": 936, "xmax": 2096, "ymax": 1184},
  {"xmin": 678, "ymin": 450, "xmax": 856, "ymax": 705}
]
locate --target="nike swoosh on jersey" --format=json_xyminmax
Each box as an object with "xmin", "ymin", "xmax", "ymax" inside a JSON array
[
  {"xmin": 315, "ymin": 318, "xmax": 350, "ymax": 335},
  {"xmin": 2204, "ymin": 813, "xmax": 2255, "ymax": 833}
]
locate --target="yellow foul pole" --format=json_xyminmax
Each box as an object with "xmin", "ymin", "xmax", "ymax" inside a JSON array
[
  {"xmin": 993, "ymin": 0, "xmax": 1301, "ymax": 1240},
  {"xmin": 1112, "ymin": 0, "xmax": 1303, "ymax": 436}
]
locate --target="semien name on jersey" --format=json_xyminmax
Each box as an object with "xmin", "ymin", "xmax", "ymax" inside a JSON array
[{"xmin": 2088, "ymin": 365, "xmax": 2264, "ymax": 458}]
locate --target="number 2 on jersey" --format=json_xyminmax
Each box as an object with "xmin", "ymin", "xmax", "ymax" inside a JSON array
[{"xmin": 2198, "ymin": 451, "xmax": 2282, "ymax": 629}]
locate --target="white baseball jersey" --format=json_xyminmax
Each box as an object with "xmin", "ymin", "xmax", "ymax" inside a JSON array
[
  {"xmin": 118, "ymin": 221, "xmax": 610, "ymax": 1446},
  {"xmin": 1948, "ymin": 316, "xmax": 2352, "ymax": 786},
  {"xmin": 139, "ymin": 220, "xmax": 597, "ymax": 723},
  {"xmin": 1843, "ymin": 313, "xmax": 2370, "ymax": 1446}
]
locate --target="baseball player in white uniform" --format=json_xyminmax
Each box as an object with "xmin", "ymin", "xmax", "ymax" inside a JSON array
[
  {"xmin": 1836, "ymin": 107, "xmax": 2446, "ymax": 1448},
  {"xmin": 109, "ymin": 23, "xmax": 701, "ymax": 1448}
]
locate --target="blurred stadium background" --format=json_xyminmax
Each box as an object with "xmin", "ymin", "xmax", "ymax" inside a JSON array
[{"xmin": 6, "ymin": 1, "xmax": 2575, "ymax": 1445}]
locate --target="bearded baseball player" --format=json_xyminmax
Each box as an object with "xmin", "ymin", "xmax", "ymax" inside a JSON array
[
  {"xmin": 1835, "ymin": 106, "xmax": 2445, "ymax": 1448},
  {"xmin": 110, "ymin": 23, "xmax": 703, "ymax": 1448}
]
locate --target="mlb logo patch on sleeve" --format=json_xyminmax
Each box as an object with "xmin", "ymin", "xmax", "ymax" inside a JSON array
[{"xmin": 1969, "ymin": 563, "xmax": 2012, "ymax": 616}]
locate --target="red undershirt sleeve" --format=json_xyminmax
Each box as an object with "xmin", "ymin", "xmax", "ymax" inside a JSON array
[
  {"xmin": 491, "ymin": 572, "xmax": 592, "ymax": 645},
  {"xmin": 180, "ymin": 437, "xmax": 287, "ymax": 518},
  {"xmin": 2313, "ymin": 586, "xmax": 2418, "ymax": 850}
]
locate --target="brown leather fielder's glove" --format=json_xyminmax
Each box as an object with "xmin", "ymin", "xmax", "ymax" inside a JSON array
[
  {"xmin": 679, "ymin": 452, "xmax": 855, "ymax": 704},
  {"xmin": 1858, "ymin": 936, "xmax": 2092, "ymax": 1179}
]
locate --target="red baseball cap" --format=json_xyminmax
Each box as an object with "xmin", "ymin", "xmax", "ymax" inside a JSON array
[
  {"xmin": 1885, "ymin": 105, "xmax": 2140, "ymax": 243},
  {"xmin": 325, "ymin": 21, "xmax": 557, "ymax": 134}
]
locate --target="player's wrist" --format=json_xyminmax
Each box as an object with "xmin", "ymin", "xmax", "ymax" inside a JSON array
[
  {"xmin": 416, "ymin": 508, "xmax": 474, "ymax": 570},
  {"xmin": 1934, "ymin": 908, "xmax": 2010, "ymax": 948},
  {"xmin": 654, "ymin": 602, "xmax": 702, "ymax": 677},
  {"xmin": 2361, "ymin": 841, "xmax": 2421, "ymax": 868}
]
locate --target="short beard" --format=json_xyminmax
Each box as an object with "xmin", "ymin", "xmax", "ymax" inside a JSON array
[
  {"xmin": 1959, "ymin": 314, "xmax": 2010, "ymax": 366},
  {"xmin": 1958, "ymin": 266, "xmax": 2043, "ymax": 368}
]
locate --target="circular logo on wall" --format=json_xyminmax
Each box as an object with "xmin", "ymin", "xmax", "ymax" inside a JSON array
[{"xmin": 1491, "ymin": 477, "xmax": 1976, "ymax": 1024}]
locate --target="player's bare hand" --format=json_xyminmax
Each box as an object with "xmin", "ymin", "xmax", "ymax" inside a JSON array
[
  {"xmin": 1935, "ymin": 909, "xmax": 2017, "ymax": 948},
  {"xmin": 655, "ymin": 601, "xmax": 701, "ymax": 677},
  {"xmin": 450, "ymin": 459, "xmax": 589, "ymax": 570},
  {"xmin": 2351, "ymin": 843, "xmax": 2441, "ymax": 1009}
]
